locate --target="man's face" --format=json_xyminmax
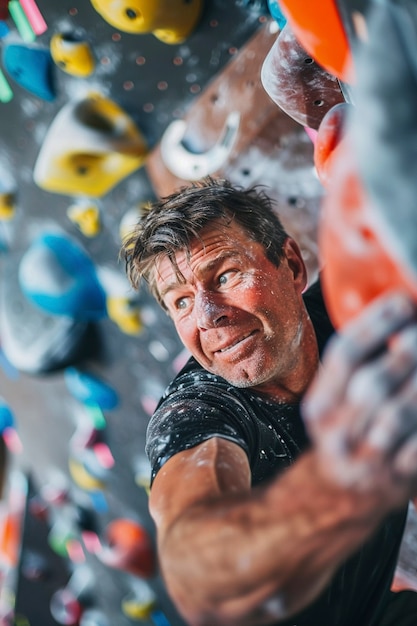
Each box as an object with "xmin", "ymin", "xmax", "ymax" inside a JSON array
[{"xmin": 154, "ymin": 220, "xmax": 312, "ymax": 397}]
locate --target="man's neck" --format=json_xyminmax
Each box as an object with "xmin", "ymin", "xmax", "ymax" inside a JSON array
[{"xmin": 252, "ymin": 317, "xmax": 320, "ymax": 404}]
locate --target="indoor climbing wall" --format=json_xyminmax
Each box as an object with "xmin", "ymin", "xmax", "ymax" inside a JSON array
[{"xmin": 0, "ymin": 1, "xmax": 333, "ymax": 625}]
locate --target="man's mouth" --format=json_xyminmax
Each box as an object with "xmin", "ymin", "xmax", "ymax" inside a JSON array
[{"xmin": 216, "ymin": 331, "xmax": 257, "ymax": 353}]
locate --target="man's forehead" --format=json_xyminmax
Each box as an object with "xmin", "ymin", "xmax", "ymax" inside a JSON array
[
  {"xmin": 154, "ymin": 249, "xmax": 188, "ymax": 285},
  {"xmin": 154, "ymin": 246, "xmax": 240, "ymax": 285},
  {"xmin": 152, "ymin": 220, "xmax": 261, "ymax": 291}
]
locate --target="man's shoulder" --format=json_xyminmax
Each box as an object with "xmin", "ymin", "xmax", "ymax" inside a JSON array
[{"xmin": 155, "ymin": 356, "xmax": 233, "ymax": 409}]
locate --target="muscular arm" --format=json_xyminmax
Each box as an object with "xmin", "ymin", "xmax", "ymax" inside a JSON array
[
  {"xmin": 150, "ymin": 290, "xmax": 417, "ymax": 626},
  {"xmin": 150, "ymin": 439, "xmax": 386, "ymax": 626}
]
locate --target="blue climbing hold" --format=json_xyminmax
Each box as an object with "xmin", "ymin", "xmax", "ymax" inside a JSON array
[
  {"xmin": 2, "ymin": 43, "xmax": 56, "ymax": 101},
  {"xmin": 0, "ymin": 397, "xmax": 14, "ymax": 433},
  {"xmin": 267, "ymin": 0, "xmax": 287, "ymax": 29},
  {"xmin": 64, "ymin": 367, "xmax": 119, "ymax": 410},
  {"xmin": 18, "ymin": 232, "xmax": 107, "ymax": 320},
  {"xmin": 0, "ymin": 21, "xmax": 9, "ymax": 38}
]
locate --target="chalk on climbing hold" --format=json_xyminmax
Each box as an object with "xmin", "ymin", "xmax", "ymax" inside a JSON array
[
  {"xmin": 33, "ymin": 94, "xmax": 148, "ymax": 197},
  {"xmin": 0, "ymin": 252, "xmax": 92, "ymax": 374},
  {"xmin": 18, "ymin": 232, "xmax": 107, "ymax": 320}
]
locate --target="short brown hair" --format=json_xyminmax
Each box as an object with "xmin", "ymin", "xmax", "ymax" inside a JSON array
[{"xmin": 121, "ymin": 177, "xmax": 288, "ymax": 306}]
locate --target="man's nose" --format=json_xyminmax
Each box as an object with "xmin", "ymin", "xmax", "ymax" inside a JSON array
[{"xmin": 195, "ymin": 290, "xmax": 229, "ymax": 330}]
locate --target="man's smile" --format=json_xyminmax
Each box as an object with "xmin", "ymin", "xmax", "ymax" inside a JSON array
[{"xmin": 214, "ymin": 330, "xmax": 259, "ymax": 354}]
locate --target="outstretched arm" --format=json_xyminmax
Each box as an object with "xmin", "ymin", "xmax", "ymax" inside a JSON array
[
  {"xmin": 150, "ymin": 290, "xmax": 417, "ymax": 626},
  {"xmin": 150, "ymin": 439, "xmax": 387, "ymax": 626}
]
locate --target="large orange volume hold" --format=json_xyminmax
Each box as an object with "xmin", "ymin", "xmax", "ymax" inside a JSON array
[{"xmin": 319, "ymin": 136, "xmax": 417, "ymax": 329}]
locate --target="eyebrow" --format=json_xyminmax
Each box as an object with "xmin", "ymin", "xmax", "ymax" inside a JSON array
[{"xmin": 159, "ymin": 249, "xmax": 241, "ymax": 300}]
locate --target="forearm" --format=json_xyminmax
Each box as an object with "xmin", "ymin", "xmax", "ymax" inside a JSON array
[{"xmin": 153, "ymin": 450, "xmax": 388, "ymax": 626}]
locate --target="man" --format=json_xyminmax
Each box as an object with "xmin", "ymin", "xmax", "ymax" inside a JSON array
[{"xmin": 122, "ymin": 177, "xmax": 417, "ymax": 626}]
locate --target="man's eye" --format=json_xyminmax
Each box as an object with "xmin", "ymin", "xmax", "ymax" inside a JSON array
[
  {"xmin": 219, "ymin": 271, "xmax": 236, "ymax": 285},
  {"xmin": 176, "ymin": 297, "xmax": 189, "ymax": 310}
]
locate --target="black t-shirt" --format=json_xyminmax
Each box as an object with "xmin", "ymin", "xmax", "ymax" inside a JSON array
[{"xmin": 146, "ymin": 280, "xmax": 408, "ymax": 626}]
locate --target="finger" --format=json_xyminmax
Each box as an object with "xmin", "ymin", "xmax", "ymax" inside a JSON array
[
  {"xmin": 304, "ymin": 291, "xmax": 417, "ymax": 422},
  {"xmin": 305, "ymin": 323, "xmax": 417, "ymax": 448},
  {"xmin": 334, "ymin": 290, "xmax": 416, "ymax": 366},
  {"xmin": 393, "ymin": 434, "xmax": 417, "ymax": 478},
  {"xmin": 346, "ymin": 324, "xmax": 417, "ymax": 443},
  {"xmin": 366, "ymin": 369, "xmax": 417, "ymax": 455}
]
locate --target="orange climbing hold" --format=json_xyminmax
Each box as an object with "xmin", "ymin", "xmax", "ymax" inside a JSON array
[
  {"xmin": 314, "ymin": 102, "xmax": 350, "ymax": 188},
  {"xmin": 319, "ymin": 137, "xmax": 417, "ymax": 329},
  {"xmin": 278, "ymin": 0, "xmax": 353, "ymax": 82},
  {"xmin": 98, "ymin": 518, "xmax": 156, "ymax": 578}
]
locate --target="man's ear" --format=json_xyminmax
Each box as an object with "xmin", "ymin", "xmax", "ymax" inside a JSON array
[{"xmin": 282, "ymin": 237, "xmax": 308, "ymax": 292}]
